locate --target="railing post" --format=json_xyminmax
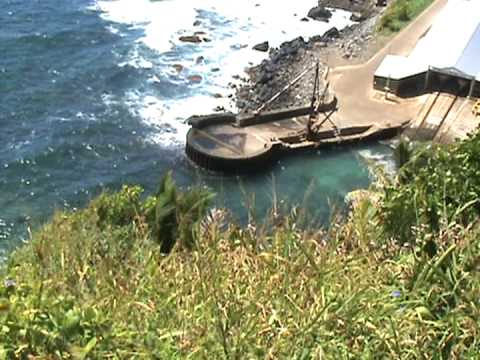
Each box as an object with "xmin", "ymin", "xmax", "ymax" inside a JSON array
[
  {"xmin": 468, "ymin": 78, "xmax": 475, "ymax": 99},
  {"xmin": 424, "ymin": 67, "xmax": 431, "ymax": 92}
]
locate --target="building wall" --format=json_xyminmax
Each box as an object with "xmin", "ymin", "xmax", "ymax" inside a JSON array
[
  {"xmin": 373, "ymin": 73, "xmax": 426, "ymax": 97},
  {"xmin": 428, "ymin": 71, "xmax": 472, "ymax": 97},
  {"xmin": 373, "ymin": 74, "xmax": 480, "ymax": 99},
  {"xmin": 472, "ymin": 81, "xmax": 480, "ymax": 98},
  {"xmin": 373, "ymin": 76, "xmax": 395, "ymax": 92}
]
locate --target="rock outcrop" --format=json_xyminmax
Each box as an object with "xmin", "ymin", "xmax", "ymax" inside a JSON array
[
  {"xmin": 307, "ymin": 6, "xmax": 332, "ymax": 21},
  {"xmin": 253, "ymin": 41, "xmax": 269, "ymax": 52}
]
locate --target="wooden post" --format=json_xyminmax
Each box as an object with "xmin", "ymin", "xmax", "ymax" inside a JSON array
[
  {"xmin": 320, "ymin": 81, "xmax": 330, "ymax": 105},
  {"xmin": 307, "ymin": 62, "xmax": 320, "ymax": 140},
  {"xmin": 385, "ymin": 75, "xmax": 391, "ymax": 100},
  {"xmin": 468, "ymin": 78, "xmax": 475, "ymax": 99},
  {"xmin": 424, "ymin": 68, "xmax": 431, "ymax": 92}
]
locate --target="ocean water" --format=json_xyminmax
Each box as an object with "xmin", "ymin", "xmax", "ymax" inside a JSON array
[{"xmin": 0, "ymin": 0, "xmax": 394, "ymax": 256}]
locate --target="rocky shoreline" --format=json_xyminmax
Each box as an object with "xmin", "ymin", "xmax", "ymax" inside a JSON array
[{"xmin": 235, "ymin": 0, "xmax": 384, "ymax": 114}]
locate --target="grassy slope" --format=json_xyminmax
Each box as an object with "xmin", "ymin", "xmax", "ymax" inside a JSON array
[
  {"xmin": 1, "ymin": 130, "xmax": 480, "ymax": 358},
  {"xmin": 378, "ymin": 0, "xmax": 435, "ymax": 34}
]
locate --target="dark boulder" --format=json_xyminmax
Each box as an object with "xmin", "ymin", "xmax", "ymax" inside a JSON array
[
  {"xmin": 307, "ymin": 6, "xmax": 332, "ymax": 22},
  {"xmin": 350, "ymin": 12, "xmax": 367, "ymax": 22},
  {"xmin": 281, "ymin": 37, "xmax": 307, "ymax": 55},
  {"xmin": 322, "ymin": 27, "xmax": 340, "ymax": 40},
  {"xmin": 309, "ymin": 35, "xmax": 323, "ymax": 42},
  {"xmin": 269, "ymin": 36, "xmax": 307, "ymax": 64},
  {"xmin": 253, "ymin": 41, "xmax": 269, "ymax": 52},
  {"xmin": 188, "ymin": 75, "xmax": 203, "ymax": 83},
  {"xmin": 258, "ymin": 72, "xmax": 273, "ymax": 84},
  {"xmin": 179, "ymin": 35, "xmax": 202, "ymax": 43},
  {"xmin": 172, "ymin": 64, "xmax": 184, "ymax": 73}
]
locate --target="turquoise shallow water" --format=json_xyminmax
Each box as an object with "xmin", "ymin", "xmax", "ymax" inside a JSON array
[{"xmin": 0, "ymin": 0, "xmax": 393, "ymax": 256}]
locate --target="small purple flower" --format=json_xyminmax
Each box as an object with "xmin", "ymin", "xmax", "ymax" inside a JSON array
[
  {"xmin": 4, "ymin": 279, "xmax": 16, "ymax": 289},
  {"xmin": 391, "ymin": 290, "xmax": 401, "ymax": 298}
]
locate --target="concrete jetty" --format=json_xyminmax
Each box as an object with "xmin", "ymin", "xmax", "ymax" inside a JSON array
[{"xmin": 185, "ymin": 97, "xmax": 407, "ymax": 172}]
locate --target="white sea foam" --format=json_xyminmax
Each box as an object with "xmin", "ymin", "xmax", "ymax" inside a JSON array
[
  {"xmin": 92, "ymin": 0, "xmax": 353, "ymax": 147},
  {"xmin": 118, "ymin": 48, "xmax": 153, "ymax": 69},
  {"xmin": 123, "ymin": 91, "xmax": 191, "ymax": 147},
  {"xmin": 358, "ymin": 149, "xmax": 397, "ymax": 177},
  {"xmin": 93, "ymin": 0, "xmax": 198, "ymax": 53}
]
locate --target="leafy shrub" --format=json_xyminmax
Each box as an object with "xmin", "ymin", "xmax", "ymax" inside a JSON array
[
  {"xmin": 378, "ymin": 0, "xmax": 434, "ymax": 33},
  {"xmin": 93, "ymin": 172, "xmax": 214, "ymax": 254},
  {"xmin": 154, "ymin": 171, "xmax": 214, "ymax": 253},
  {"xmin": 94, "ymin": 185, "xmax": 144, "ymax": 228},
  {"xmin": 381, "ymin": 130, "xmax": 480, "ymax": 244}
]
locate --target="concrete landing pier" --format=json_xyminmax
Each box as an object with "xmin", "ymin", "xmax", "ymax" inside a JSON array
[{"xmin": 185, "ymin": 101, "xmax": 408, "ymax": 172}]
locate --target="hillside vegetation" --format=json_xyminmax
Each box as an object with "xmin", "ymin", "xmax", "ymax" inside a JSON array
[
  {"xmin": 378, "ymin": 0, "xmax": 434, "ymax": 33},
  {"xmin": 1, "ymin": 129, "xmax": 480, "ymax": 358}
]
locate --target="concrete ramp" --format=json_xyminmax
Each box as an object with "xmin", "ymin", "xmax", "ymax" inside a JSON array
[
  {"xmin": 435, "ymin": 99, "xmax": 480, "ymax": 143},
  {"xmin": 407, "ymin": 93, "xmax": 459, "ymax": 141}
]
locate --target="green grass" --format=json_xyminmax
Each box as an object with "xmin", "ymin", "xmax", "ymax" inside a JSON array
[
  {"xmin": 378, "ymin": 0, "xmax": 435, "ymax": 34},
  {"xmin": 1, "ymin": 131, "xmax": 480, "ymax": 358}
]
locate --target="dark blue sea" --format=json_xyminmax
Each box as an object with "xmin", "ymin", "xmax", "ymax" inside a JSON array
[{"xmin": 0, "ymin": 0, "xmax": 393, "ymax": 257}]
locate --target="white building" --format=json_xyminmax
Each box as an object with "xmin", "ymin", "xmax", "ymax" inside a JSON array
[{"xmin": 374, "ymin": 0, "xmax": 480, "ymax": 98}]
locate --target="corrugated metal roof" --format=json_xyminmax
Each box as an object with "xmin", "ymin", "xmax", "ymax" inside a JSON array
[
  {"xmin": 455, "ymin": 23, "xmax": 480, "ymax": 79},
  {"xmin": 374, "ymin": 55, "xmax": 426, "ymax": 79}
]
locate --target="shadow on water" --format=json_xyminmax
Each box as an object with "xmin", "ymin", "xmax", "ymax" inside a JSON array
[{"xmin": 177, "ymin": 142, "xmax": 392, "ymax": 228}]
